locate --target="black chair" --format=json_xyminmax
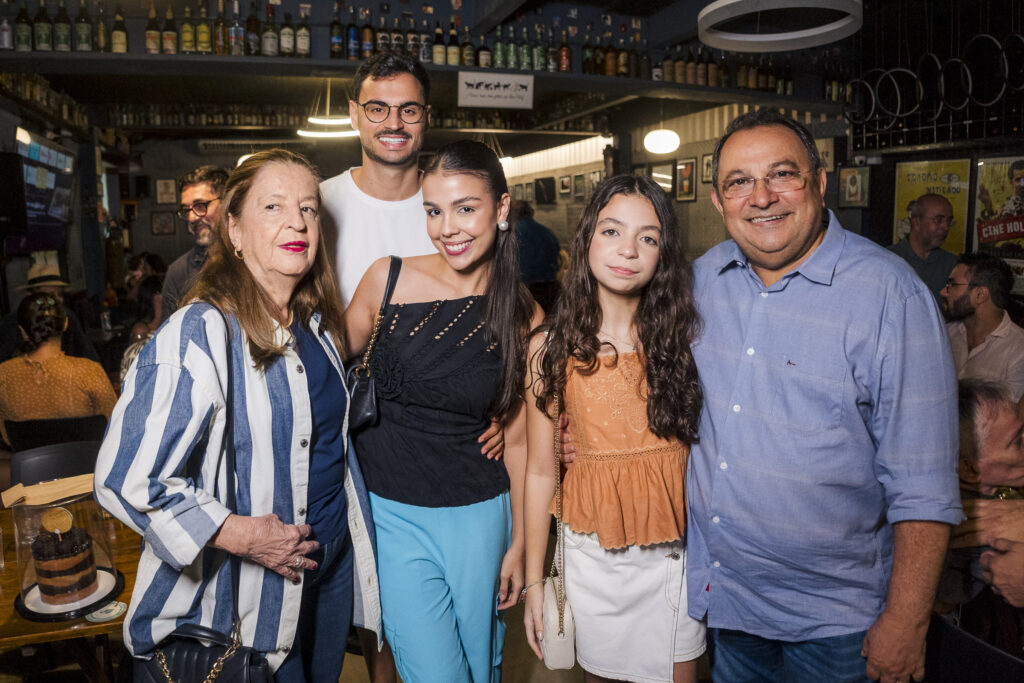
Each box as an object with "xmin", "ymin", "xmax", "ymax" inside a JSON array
[
  {"xmin": 4, "ymin": 414, "xmax": 108, "ymax": 453},
  {"xmin": 10, "ymin": 440, "xmax": 103, "ymax": 486},
  {"xmin": 924, "ymin": 612, "xmax": 1024, "ymax": 682}
]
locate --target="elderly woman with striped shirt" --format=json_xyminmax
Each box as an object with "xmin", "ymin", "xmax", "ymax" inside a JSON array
[{"xmin": 95, "ymin": 149, "xmax": 379, "ymax": 682}]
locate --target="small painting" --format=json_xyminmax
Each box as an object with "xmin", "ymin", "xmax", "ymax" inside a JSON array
[
  {"xmin": 701, "ymin": 154, "xmax": 713, "ymax": 184},
  {"xmin": 524, "ymin": 182, "xmax": 534, "ymax": 202},
  {"xmin": 650, "ymin": 162, "xmax": 674, "ymax": 195},
  {"xmin": 573, "ymin": 174, "xmax": 585, "ymax": 197},
  {"xmin": 588, "ymin": 170, "xmax": 603, "ymax": 192},
  {"xmin": 155, "ymin": 178, "xmax": 177, "ymax": 205},
  {"xmin": 513, "ymin": 184, "xmax": 523, "ymax": 200},
  {"xmin": 838, "ymin": 166, "xmax": 870, "ymax": 208},
  {"xmin": 535, "ymin": 177, "xmax": 557, "ymax": 204},
  {"xmin": 559, "ymin": 176, "xmax": 571, "ymax": 194},
  {"xmin": 151, "ymin": 211, "xmax": 176, "ymax": 235},
  {"xmin": 675, "ymin": 158, "xmax": 697, "ymax": 202}
]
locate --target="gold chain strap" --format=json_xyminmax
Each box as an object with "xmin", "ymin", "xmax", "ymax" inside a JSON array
[
  {"xmin": 153, "ymin": 624, "xmax": 242, "ymax": 683},
  {"xmin": 548, "ymin": 393, "xmax": 568, "ymax": 636},
  {"xmin": 356, "ymin": 308, "xmax": 385, "ymax": 376}
]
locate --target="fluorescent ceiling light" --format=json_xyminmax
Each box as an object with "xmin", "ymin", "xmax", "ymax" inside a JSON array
[{"xmin": 643, "ymin": 129, "xmax": 680, "ymax": 155}]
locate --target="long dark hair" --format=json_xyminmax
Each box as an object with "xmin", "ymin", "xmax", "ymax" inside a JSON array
[
  {"xmin": 135, "ymin": 275, "xmax": 163, "ymax": 325},
  {"xmin": 423, "ymin": 140, "xmax": 534, "ymax": 422},
  {"xmin": 535, "ymin": 174, "xmax": 702, "ymax": 443},
  {"xmin": 17, "ymin": 293, "xmax": 65, "ymax": 354}
]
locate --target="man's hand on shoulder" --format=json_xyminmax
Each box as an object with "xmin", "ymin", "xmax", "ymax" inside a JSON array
[
  {"xmin": 981, "ymin": 538, "xmax": 1024, "ymax": 607},
  {"xmin": 862, "ymin": 609, "xmax": 928, "ymax": 683}
]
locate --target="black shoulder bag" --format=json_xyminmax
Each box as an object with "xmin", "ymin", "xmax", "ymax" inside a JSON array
[
  {"xmin": 134, "ymin": 308, "xmax": 273, "ymax": 683},
  {"xmin": 346, "ymin": 256, "xmax": 402, "ymax": 432}
]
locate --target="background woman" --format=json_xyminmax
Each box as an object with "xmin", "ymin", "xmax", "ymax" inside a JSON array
[
  {"xmin": 522, "ymin": 175, "xmax": 706, "ymax": 682},
  {"xmin": 95, "ymin": 149, "xmax": 380, "ymax": 682},
  {"xmin": 345, "ymin": 140, "xmax": 541, "ymax": 682},
  {"xmin": 119, "ymin": 274, "xmax": 164, "ymax": 382}
]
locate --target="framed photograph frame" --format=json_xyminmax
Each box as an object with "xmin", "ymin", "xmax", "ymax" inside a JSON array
[
  {"xmin": 535, "ymin": 177, "xmax": 557, "ymax": 205},
  {"xmin": 524, "ymin": 181, "xmax": 534, "ymax": 202},
  {"xmin": 838, "ymin": 167, "xmax": 870, "ymax": 208},
  {"xmin": 701, "ymin": 154, "xmax": 713, "ymax": 183},
  {"xmin": 588, "ymin": 169, "xmax": 603, "ymax": 192},
  {"xmin": 649, "ymin": 162, "xmax": 674, "ymax": 195},
  {"xmin": 675, "ymin": 158, "xmax": 697, "ymax": 202},
  {"xmin": 155, "ymin": 178, "xmax": 177, "ymax": 205},
  {"xmin": 151, "ymin": 211, "xmax": 176, "ymax": 235},
  {"xmin": 559, "ymin": 175, "xmax": 571, "ymax": 194},
  {"xmin": 513, "ymin": 184, "xmax": 524, "ymax": 201},
  {"xmin": 573, "ymin": 174, "xmax": 585, "ymax": 197}
]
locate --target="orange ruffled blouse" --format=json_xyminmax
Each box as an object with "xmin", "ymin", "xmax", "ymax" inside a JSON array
[{"xmin": 559, "ymin": 351, "xmax": 687, "ymax": 550}]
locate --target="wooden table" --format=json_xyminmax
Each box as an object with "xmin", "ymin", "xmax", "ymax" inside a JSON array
[{"xmin": 0, "ymin": 508, "xmax": 140, "ymax": 680}]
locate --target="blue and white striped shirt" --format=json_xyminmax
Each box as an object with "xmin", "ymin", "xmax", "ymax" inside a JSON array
[{"xmin": 95, "ymin": 303, "xmax": 380, "ymax": 670}]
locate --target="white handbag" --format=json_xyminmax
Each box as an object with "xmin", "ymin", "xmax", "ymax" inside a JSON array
[{"xmin": 540, "ymin": 394, "xmax": 576, "ymax": 670}]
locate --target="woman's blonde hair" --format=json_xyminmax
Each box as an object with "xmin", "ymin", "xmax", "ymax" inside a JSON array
[{"xmin": 185, "ymin": 149, "xmax": 345, "ymax": 371}]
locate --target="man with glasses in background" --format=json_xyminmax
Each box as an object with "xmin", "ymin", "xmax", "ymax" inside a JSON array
[
  {"xmin": 688, "ymin": 110, "xmax": 961, "ymax": 683},
  {"xmin": 942, "ymin": 254, "xmax": 1024, "ymax": 402},
  {"xmin": 160, "ymin": 166, "xmax": 229, "ymax": 323},
  {"xmin": 889, "ymin": 193, "xmax": 958, "ymax": 302}
]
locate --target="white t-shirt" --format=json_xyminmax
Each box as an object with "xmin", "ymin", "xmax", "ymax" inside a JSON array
[{"xmin": 320, "ymin": 168, "xmax": 435, "ymax": 307}]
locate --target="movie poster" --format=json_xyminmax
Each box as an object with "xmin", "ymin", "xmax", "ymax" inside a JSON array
[{"xmin": 892, "ymin": 159, "xmax": 971, "ymax": 253}]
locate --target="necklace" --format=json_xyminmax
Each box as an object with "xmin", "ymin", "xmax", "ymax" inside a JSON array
[{"xmin": 598, "ymin": 328, "xmax": 638, "ymax": 350}]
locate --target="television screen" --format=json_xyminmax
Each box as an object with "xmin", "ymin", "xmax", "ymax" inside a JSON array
[{"xmin": 6, "ymin": 127, "xmax": 76, "ymax": 254}]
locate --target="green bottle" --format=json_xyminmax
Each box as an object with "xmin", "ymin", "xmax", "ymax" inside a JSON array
[
  {"xmin": 179, "ymin": 5, "xmax": 194, "ymax": 53},
  {"xmin": 74, "ymin": 0, "xmax": 91, "ymax": 50},
  {"xmin": 53, "ymin": 0, "xmax": 71, "ymax": 50},
  {"xmin": 34, "ymin": 0, "xmax": 52, "ymax": 50},
  {"xmin": 109, "ymin": 2, "xmax": 126, "ymax": 52},
  {"xmin": 196, "ymin": 2, "xmax": 211, "ymax": 54},
  {"xmin": 14, "ymin": 0, "xmax": 31, "ymax": 51}
]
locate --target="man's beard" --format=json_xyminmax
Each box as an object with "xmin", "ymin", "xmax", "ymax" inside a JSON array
[
  {"xmin": 943, "ymin": 293, "xmax": 974, "ymax": 322},
  {"xmin": 190, "ymin": 221, "xmax": 214, "ymax": 247},
  {"xmin": 361, "ymin": 131, "xmax": 420, "ymax": 168}
]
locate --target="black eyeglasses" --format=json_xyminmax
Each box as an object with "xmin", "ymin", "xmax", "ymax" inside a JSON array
[
  {"xmin": 176, "ymin": 198, "xmax": 220, "ymax": 220},
  {"xmin": 356, "ymin": 100, "xmax": 428, "ymax": 124},
  {"xmin": 943, "ymin": 279, "xmax": 974, "ymax": 291}
]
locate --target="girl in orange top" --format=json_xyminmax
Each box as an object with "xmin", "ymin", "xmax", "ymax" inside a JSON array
[{"xmin": 523, "ymin": 175, "xmax": 705, "ymax": 683}]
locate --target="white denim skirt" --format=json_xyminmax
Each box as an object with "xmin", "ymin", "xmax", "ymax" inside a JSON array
[{"xmin": 562, "ymin": 527, "xmax": 707, "ymax": 683}]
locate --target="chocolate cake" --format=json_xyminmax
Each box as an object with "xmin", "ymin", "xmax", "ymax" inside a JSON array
[{"xmin": 31, "ymin": 527, "xmax": 99, "ymax": 606}]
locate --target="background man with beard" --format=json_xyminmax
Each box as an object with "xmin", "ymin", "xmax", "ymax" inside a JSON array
[
  {"xmin": 160, "ymin": 166, "xmax": 229, "ymax": 322},
  {"xmin": 889, "ymin": 193, "xmax": 958, "ymax": 301},
  {"xmin": 942, "ymin": 254, "xmax": 1024, "ymax": 401}
]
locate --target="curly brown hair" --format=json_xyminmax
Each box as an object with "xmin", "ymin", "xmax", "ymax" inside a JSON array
[
  {"xmin": 534, "ymin": 174, "xmax": 702, "ymax": 443},
  {"xmin": 17, "ymin": 293, "xmax": 65, "ymax": 354}
]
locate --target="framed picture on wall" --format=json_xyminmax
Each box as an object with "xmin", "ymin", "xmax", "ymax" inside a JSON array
[
  {"xmin": 513, "ymin": 184, "xmax": 524, "ymax": 200},
  {"xmin": 535, "ymin": 177, "xmax": 557, "ymax": 204},
  {"xmin": 838, "ymin": 167, "xmax": 870, "ymax": 208},
  {"xmin": 649, "ymin": 162, "xmax": 674, "ymax": 195},
  {"xmin": 573, "ymin": 174, "xmax": 585, "ymax": 197},
  {"xmin": 559, "ymin": 176, "xmax": 571, "ymax": 194},
  {"xmin": 524, "ymin": 182, "xmax": 534, "ymax": 202},
  {"xmin": 675, "ymin": 158, "xmax": 697, "ymax": 202},
  {"xmin": 701, "ymin": 154, "xmax": 713, "ymax": 183},
  {"xmin": 155, "ymin": 178, "xmax": 177, "ymax": 205},
  {"xmin": 588, "ymin": 170, "xmax": 602, "ymax": 192},
  {"xmin": 151, "ymin": 211, "xmax": 176, "ymax": 235}
]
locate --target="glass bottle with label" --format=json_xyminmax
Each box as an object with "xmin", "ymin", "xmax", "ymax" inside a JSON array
[
  {"xmin": 374, "ymin": 16, "xmax": 387, "ymax": 54},
  {"xmin": 179, "ymin": 5, "xmax": 194, "ymax": 53},
  {"xmin": 74, "ymin": 0, "xmax": 91, "ymax": 50},
  {"xmin": 34, "ymin": 0, "xmax": 52, "ymax": 51},
  {"xmin": 492, "ymin": 24, "xmax": 503, "ymax": 68},
  {"xmin": 244, "ymin": 1, "xmax": 257, "ymax": 54},
  {"xmin": 110, "ymin": 3, "xmax": 126, "ymax": 53},
  {"xmin": 504, "ymin": 24, "xmax": 517, "ymax": 70},
  {"xmin": 228, "ymin": 0, "xmax": 242, "ymax": 54},
  {"xmin": 53, "ymin": 0, "xmax": 71, "ymax": 50},
  {"xmin": 389, "ymin": 16, "xmax": 402, "ymax": 55},
  {"xmin": 14, "ymin": 0, "xmax": 30, "ymax": 51},
  {"xmin": 719, "ymin": 51, "xmax": 729, "ymax": 88},
  {"xmin": 580, "ymin": 33, "xmax": 592, "ymax": 74},
  {"xmin": 685, "ymin": 47, "xmax": 696, "ymax": 84},
  {"xmin": 446, "ymin": 20, "xmax": 458, "ymax": 65},
  {"xmin": 696, "ymin": 46, "xmax": 707, "ymax": 85},
  {"xmin": 430, "ymin": 20, "xmax": 443, "ymax": 64},
  {"xmin": 546, "ymin": 28, "xmax": 558, "ymax": 72},
  {"xmin": 460, "ymin": 26, "xmax": 473, "ymax": 66},
  {"xmin": 616, "ymin": 37, "xmax": 628, "ymax": 77},
  {"xmin": 144, "ymin": 0, "xmax": 159, "ymax": 53},
  {"xmin": 328, "ymin": 0, "xmax": 341, "ymax": 58},
  {"xmin": 558, "ymin": 30, "xmax": 570, "ymax": 73},
  {"xmin": 660, "ymin": 45, "xmax": 673, "ymax": 82},
  {"xmin": 260, "ymin": 2, "xmax": 277, "ymax": 56},
  {"xmin": 295, "ymin": 9, "xmax": 308, "ymax": 57},
  {"xmin": 603, "ymin": 37, "xmax": 617, "ymax": 77},
  {"xmin": 214, "ymin": 0, "xmax": 227, "ymax": 55},
  {"xmin": 359, "ymin": 8, "xmax": 372, "ymax": 59},
  {"xmin": 343, "ymin": 5, "xmax": 356, "ymax": 58},
  {"xmin": 0, "ymin": 0, "xmax": 13, "ymax": 50},
  {"xmin": 639, "ymin": 38, "xmax": 651, "ymax": 79},
  {"xmin": 475, "ymin": 33, "xmax": 489, "ymax": 68},
  {"xmin": 517, "ymin": 25, "xmax": 529, "ymax": 70},
  {"xmin": 161, "ymin": 3, "xmax": 175, "ymax": 53},
  {"xmin": 404, "ymin": 16, "xmax": 417, "ymax": 59},
  {"xmin": 707, "ymin": 47, "xmax": 718, "ymax": 87},
  {"xmin": 279, "ymin": 11, "xmax": 293, "ymax": 56},
  {"xmin": 532, "ymin": 25, "xmax": 545, "ymax": 72},
  {"xmin": 196, "ymin": 3, "xmax": 211, "ymax": 54},
  {"xmin": 418, "ymin": 18, "xmax": 430, "ymax": 62},
  {"xmin": 93, "ymin": 0, "xmax": 107, "ymax": 51}
]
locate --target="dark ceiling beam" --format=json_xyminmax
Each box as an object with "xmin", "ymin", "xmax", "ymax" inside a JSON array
[
  {"xmin": 469, "ymin": 0, "xmax": 531, "ymax": 35},
  {"xmin": 645, "ymin": 0, "xmax": 703, "ymax": 50}
]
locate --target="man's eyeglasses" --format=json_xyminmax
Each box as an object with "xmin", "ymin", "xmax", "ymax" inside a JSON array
[
  {"xmin": 176, "ymin": 198, "xmax": 220, "ymax": 220},
  {"xmin": 943, "ymin": 279, "xmax": 974, "ymax": 291},
  {"xmin": 918, "ymin": 214, "xmax": 956, "ymax": 228},
  {"xmin": 356, "ymin": 100, "xmax": 428, "ymax": 124},
  {"xmin": 719, "ymin": 169, "xmax": 813, "ymax": 200}
]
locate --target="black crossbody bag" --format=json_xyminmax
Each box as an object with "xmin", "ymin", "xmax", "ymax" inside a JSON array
[{"xmin": 134, "ymin": 308, "xmax": 273, "ymax": 683}]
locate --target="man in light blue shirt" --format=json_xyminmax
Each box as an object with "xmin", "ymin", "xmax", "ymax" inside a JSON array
[{"xmin": 689, "ymin": 110, "xmax": 962, "ymax": 683}]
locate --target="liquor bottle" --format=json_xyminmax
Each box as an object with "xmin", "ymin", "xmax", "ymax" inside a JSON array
[
  {"xmin": 593, "ymin": 33, "xmax": 605, "ymax": 74},
  {"xmin": 180, "ymin": 5, "xmax": 194, "ymax": 53},
  {"xmin": 279, "ymin": 11, "xmax": 293, "ymax": 56},
  {"xmin": 545, "ymin": 26, "xmax": 557, "ymax": 72},
  {"xmin": 459, "ymin": 26, "xmax": 472, "ymax": 66},
  {"xmin": 196, "ymin": 3, "xmax": 211, "ymax": 54},
  {"xmin": 580, "ymin": 33, "xmax": 592, "ymax": 74},
  {"xmin": 260, "ymin": 3, "xmax": 277, "ymax": 56},
  {"xmin": 558, "ymin": 29, "xmax": 570, "ymax": 73},
  {"xmin": 0, "ymin": 0, "xmax": 11, "ymax": 50},
  {"xmin": 627, "ymin": 34, "xmax": 638, "ymax": 78},
  {"xmin": 110, "ymin": 3, "xmax": 126, "ymax": 52},
  {"xmin": 404, "ymin": 16, "xmax": 416, "ymax": 59},
  {"xmin": 639, "ymin": 39, "xmax": 651, "ymax": 80},
  {"xmin": 345, "ymin": 7, "xmax": 358, "ymax": 59},
  {"xmin": 430, "ymin": 20, "xmax": 444, "ymax": 64},
  {"xmin": 94, "ymin": 0, "xmax": 107, "ymax": 51},
  {"xmin": 359, "ymin": 8, "xmax": 372, "ymax": 59},
  {"xmin": 766, "ymin": 55, "xmax": 776, "ymax": 92},
  {"xmin": 616, "ymin": 37, "xmax": 628, "ymax": 77},
  {"xmin": 736, "ymin": 54, "xmax": 747, "ymax": 89},
  {"xmin": 374, "ymin": 16, "xmax": 387, "ymax": 54},
  {"xmin": 492, "ymin": 24, "xmax": 503, "ymax": 68},
  {"xmin": 696, "ymin": 46, "xmax": 708, "ymax": 85},
  {"xmin": 390, "ymin": 17, "xmax": 403, "ymax": 55},
  {"xmin": 514, "ymin": 25, "xmax": 527, "ymax": 70},
  {"xmin": 660, "ymin": 45, "xmax": 673, "ymax": 82},
  {"xmin": 160, "ymin": 3, "xmax": 175, "ymax": 53},
  {"xmin": 74, "ymin": 0, "xmax": 90, "ymax": 50},
  {"xmin": 475, "ymin": 33, "xmax": 490, "ymax": 67},
  {"xmin": 504, "ymin": 23, "xmax": 517, "ymax": 69},
  {"xmin": 144, "ymin": 0, "xmax": 159, "ymax": 53},
  {"xmin": 244, "ymin": 0, "xmax": 257, "ymax": 54},
  {"xmin": 417, "ymin": 18, "xmax": 429, "ymax": 62},
  {"xmin": 746, "ymin": 55, "xmax": 758, "ymax": 89},
  {"xmin": 603, "ymin": 34, "xmax": 616, "ymax": 77},
  {"xmin": 13, "ymin": 0, "xmax": 30, "ymax": 51},
  {"xmin": 718, "ymin": 51, "xmax": 729, "ymax": 88},
  {"xmin": 328, "ymin": 0, "xmax": 341, "ymax": 57},
  {"xmin": 213, "ymin": 0, "xmax": 227, "ymax": 54},
  {"xmin": 445, "ymin": 20, "xmax": 458, "ymax": 65},
  {"xmin": 53, "ymin": 0, "xmax": 70, "ymax": 50},
  {"xmin": 757, "ymin": 55, "xmax": 768, "ymax": 90},
  {"xmin": 532, "ymin": 25, "xmax": 544, "ymax": 71},
  {"xmin": 228, "ymin": 0, "xmax": 241, "ymax": 54},
  {"xmin": 33, "ymin": 0, "xmax": 51, "ymax": 51},
  {"xmin": 707, "ymin": 47, "xmax": 718, "ymax": 87},
  {"xmin": 830, "ymin": 50, "xmax": 841, "ymax": 102},
  {"xmin": 684, "ymin": 47, "xmax": 696, "ymax": 84},
  {"xmin": 784, "ymin": 55, "xmax": 793, "ymax": 95},
  {"xmin": 295, "ymin": 9, "xmax": 308, "ymax": 57}
]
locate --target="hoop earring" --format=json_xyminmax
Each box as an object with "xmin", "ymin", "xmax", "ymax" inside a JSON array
[
  {"xmin": 234, "ymin": 248, "xmax": 244, "ymax": 261},
  {"xmin": 497, "ymin": 220, "xmax": 510, "ymax": 232}
]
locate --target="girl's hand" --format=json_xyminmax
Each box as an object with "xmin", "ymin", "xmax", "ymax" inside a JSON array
[
  {"xmin": 523, "ymin": 583, "xmax": 545, "ymax": 659},
  {"xmin": 497, "ymin": 544, "xmax": 524, "ymax": 610}
]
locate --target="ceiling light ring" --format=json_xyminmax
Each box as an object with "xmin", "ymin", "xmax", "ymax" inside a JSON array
[{"xmin": 698, "ymin": 0, "xmax": 863, "ymax": 53}]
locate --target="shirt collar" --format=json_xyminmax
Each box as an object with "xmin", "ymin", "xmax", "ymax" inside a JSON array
[
  {"xmin": 991, "ymin": 311, "xmax": 1014, "ymax": 338},
  {"xmin": 715, "ymin": 209, "xmax": 844, "ymax": 287}
]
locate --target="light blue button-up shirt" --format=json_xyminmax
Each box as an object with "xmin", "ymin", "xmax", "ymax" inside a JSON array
[{"xmin": 686, "ymin": 211, "xmax": 962, "ymax": 642}]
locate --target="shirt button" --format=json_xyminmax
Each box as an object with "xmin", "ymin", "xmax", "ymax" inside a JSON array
[
  {"xmin": 297, "ymin": 507, "xmax": 306, "ymax": 516},
  {"xmin": 712, "ymin": 516, "xmax": 720, "ymax": 523},
  {"xmin": 296, "ymin": 365, "xmax": 304, "ymax": 374},
  {"xmin": 760, "ymin": 292, "xmax": 769, "ymax": 298},
  {"xmin": 300, "ymin": 439, "xmax": 309, "ymax": 448},
  {"xmin": 713, "ymin": 561, "xmax": 721, "ymax": 568},
  {"xmin": 746, "ymin": 348, "xmax": 755, "ymax": 356},
  {"xmin": 720, "ymin": 462, "xmax": 728, "ymax": 470},
  {"xmin": 732, "ymin": 404, "xmax": 741, "ymax": 413}
]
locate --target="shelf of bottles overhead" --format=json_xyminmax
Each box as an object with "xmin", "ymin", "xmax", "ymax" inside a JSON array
[{"xmin": 843, "ymin": 0, "xmax": 1024, "ymax": 153}]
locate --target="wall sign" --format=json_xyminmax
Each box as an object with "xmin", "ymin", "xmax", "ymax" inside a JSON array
[
  {"xmin": 458, "ymin": 72, "xmax": 534, "ymax": 110},
  {"xmin": 892, "ymin": 159, "xmax": 970, "ymax": 253}
]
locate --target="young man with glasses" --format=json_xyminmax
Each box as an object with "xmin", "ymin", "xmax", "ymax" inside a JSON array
[
  {"xmin": 688, "ymin": 110, "xmax": 961, "ymax": 683},
  {"xmin": 889, "ymin": 193, "xmax": 958, "ymax": 301},
  {"xmin": 160, "ymin": 166, "xmax": 229, "ymax": 323}
]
